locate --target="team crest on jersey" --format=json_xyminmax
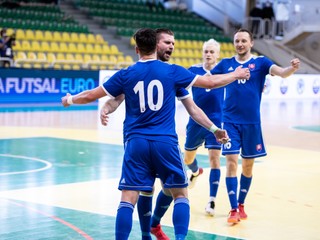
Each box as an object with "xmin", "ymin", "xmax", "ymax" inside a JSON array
[
  {"xmin": 256, "ymin": 144, "xmax": 262, "ymax": 152},
  {"xmin": 248, "ymin": 64, "xmax": 255, "ymax": 70}
]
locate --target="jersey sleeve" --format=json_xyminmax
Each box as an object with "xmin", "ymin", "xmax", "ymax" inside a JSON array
[
  {"xmin": 102, "ymin": 71, "xmax": 123, "ymax": 98},
  {"xmin": 176, "ymin": 87, "xmax": 190, "ymax": 100},
  {"xmin": 172, "ymin": 64, "xmax": 198, "ymax": 90}
]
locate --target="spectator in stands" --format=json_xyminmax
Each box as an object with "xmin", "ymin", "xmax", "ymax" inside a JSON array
[
  {"xmin": 0, "ymin": 28, "xmax": 15, "ymax": 68},
  {"xmin": 249, "ymin": 2, "xmax": 263, "ymax": 38},
  {"xmin": 261, "ymin": 0, "xmax": 275, "ymax": 38}
]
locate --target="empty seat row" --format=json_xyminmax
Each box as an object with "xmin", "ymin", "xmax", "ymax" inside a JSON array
[{"xmin": 13, "ymin": 40, "xmax": 121, "ymax": 55}]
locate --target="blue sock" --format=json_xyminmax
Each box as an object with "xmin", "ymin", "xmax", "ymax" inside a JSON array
[
  {"xmin": 115, "ymin": 201, "xmax": 134, "ymax": 240},
  {"xmin": 137, "ymin": 194, "xmax": 153, "ymax": 239},
  {"xmin": 238, "ymin": 174, "xmax": 252, "ymax": 204},
  {"xmin": 226, "ymin": 177, "xmax": 238, "ymax": 210},
  {"xmin": 173, "ymin": 197, "xmax": 190, "ymax": 239},
  {"xmin": 209, "ymin": 168, "xmax": 221, "ymax": 198},
  {"xmin": 187, "ymin": 158, "xmax": 198, "ymax": 173},
  {"xmin": 151, "ymin": 190, "xmax": 173, "ymax": 227}
]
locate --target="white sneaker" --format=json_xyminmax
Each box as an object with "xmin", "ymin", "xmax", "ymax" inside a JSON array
[
  {"xmin": 188, "ymin": 168, "xmax": 203, "ymax": 189},
  {"xmin": 205, "ymin": 201, "xmax": 215, "ymax": 216}
]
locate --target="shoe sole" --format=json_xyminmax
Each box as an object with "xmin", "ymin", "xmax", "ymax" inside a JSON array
[{"xmin": 227, "ymin": 218, "xmax": 240, "ymax": 223}]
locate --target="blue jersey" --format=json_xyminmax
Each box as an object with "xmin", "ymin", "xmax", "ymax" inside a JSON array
[
  {"xmin": 187, "ymin": 63, "xmax": 224, "ymax": 125},
  {"xmin": 102, "ymin": 59, "xmax": 198, "ymax": 143},
  {"xmin": 211, "ymin": 55, "xmax": 274, "ymax": 124}
]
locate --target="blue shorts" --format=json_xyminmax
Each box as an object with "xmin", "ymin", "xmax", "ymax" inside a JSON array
[
  {"xmin": 222, "ymin": 122, "xmax": 267, "ymax": 159},
  {"xmin": 184, "ymin": 123, "xmax": 221, "ymax": 151},
  {"xmin": 119, "ymin": 137, "xmax": 188, "ymax": 191}
]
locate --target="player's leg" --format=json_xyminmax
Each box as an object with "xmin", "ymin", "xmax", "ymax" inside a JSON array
[
  {"xmin": 222, "ymin": 122, "xmax": 242, "ymax": 223},
  {"xmin": 138, "ymin": 190, "xmax": 154, "ymax": 239},
  {"xmin": 116, "ymin": 190, "xmax": 140, "ymax": 240},
  {"xmin": 184, "ymin": 124, "xmax": 205, "ymax": 188},
  {"xmin": 150, "ymin": 185, "xmax": 172, "ymax": 240},
  {"xmin": 169, "ymin": 187, "xmax": 189, "ymax": 240},
  {"xmin": 238, "ymin": 123, "xmax": 267, "ymax": 220},
  {"xmin": 116, "ymin": 138, "xmax": 155, "ymax": 239},
  {"xmin": 153, "ymin": 140, "xmax": 189, "ymax": 239},
  {"xmin": 205, "ymin": 148, "xmax": 221, "ymax": 216}
]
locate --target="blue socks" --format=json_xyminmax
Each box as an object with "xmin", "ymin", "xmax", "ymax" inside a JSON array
[
  {"xmin": 187, "ymin": 158, "xmax": 199, "ymax": 173},
  {"xmin": 137, "ymin": 194, "xmax": 153, "ymax": 239},
  {"xmin": 173, "ymin": 197, "xmax": 190, "ymax": 239},
  {"xmin": 226, "ymin": 177, "xmax": 238, "ymax": 209},
  {"xmin": 115, "ymin": 201, "xmax": 134, "ymax": 240},
  {"xmin": 151, "ymin": 190, "xmax": 173, "ymax": 227},
  {"xmin": 209, "ymin": 168, "xmax": 221, "ymax": 198},
  {"xmin": 238, "ymin": 174, "xmax": 252, "ymax": 204}
]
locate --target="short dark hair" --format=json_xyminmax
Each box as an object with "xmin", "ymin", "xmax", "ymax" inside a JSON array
[
  {"xmin": 155, "ymin": 28, "xmax": 174, "ymax": 42},
  {"xmin": 234, "ymin": 28, "xmax": 253, "ymax": 41},
  {"xmin": 133, "ymin": 28, "xmax": 157, "ymax": 55}
]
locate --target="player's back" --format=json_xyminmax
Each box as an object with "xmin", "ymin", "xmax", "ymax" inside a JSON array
[{"xmin": 111, "ymin": 59, "xmax": 197, "ymax": 142}]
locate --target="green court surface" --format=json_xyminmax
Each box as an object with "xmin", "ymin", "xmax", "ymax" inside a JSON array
[{"xmin": 0, "ymin": 137, "xmax": 240, "ymax": 240}]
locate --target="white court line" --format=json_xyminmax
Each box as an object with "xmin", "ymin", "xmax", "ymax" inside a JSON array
[{"xmin": 0, "ymin": 154, "xmax": 52, "ymax": 176}]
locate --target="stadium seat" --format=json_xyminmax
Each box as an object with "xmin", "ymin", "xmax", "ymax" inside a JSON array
[{"xmin": 30, "ymin": 41, "xmax": 41, "ymax": 52}]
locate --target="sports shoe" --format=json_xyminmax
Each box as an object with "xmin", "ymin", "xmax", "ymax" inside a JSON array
[
  {"xmin": 238, "ymin": 204, "xmax": 247, "ymax": 220},
  {"xmin": 205, "ymin": 201, "xmax": 215, "ymax": 216},
  {"xmin": 188, "ymin": 168, "xmax": 203, "ymax": 189},
  {"xmin": 150, "ymin": 224, "xmax": 170, "ymax": 240},
  {"xmin": 227, "ymin": 209, "xmax": 240, "ymax": 223}
]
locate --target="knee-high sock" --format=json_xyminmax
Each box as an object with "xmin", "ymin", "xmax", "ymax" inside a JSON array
[
  {"xmin": 226, "ymin": 177, "xmax": 238, "ymax": 210},
  {"xmin": 115, "ymin": 201, "xmax": 134, "ymax": 240},
  {"xmin": 151, "ymin": 190, "xmax": 173, "ymax": 227},
  {"xmin": 209, "ymin": 168, "xmax": 221, "ymax": 198},
  {"xmin": 173, "ymin": 197, "xmax": 190, "ymax": 240},
  {"xmin": 137, "ymin": 194, "xmax": 153, "ymax": 239},
  {"xmin": 187, "ymin": 158, "xmax": 198, "ymax": 173},
  {"xmin": 238, "ymin": 174, "xmax": 252, "ymax": 204}
]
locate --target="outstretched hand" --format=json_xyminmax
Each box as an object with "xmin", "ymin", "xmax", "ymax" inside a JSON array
[
  {"xmin": 234, "ymin": 65, "xmax": 250, "ymax": 80},
  {"xmin": 214, "ymin": 129, "xmax": 230, "ymax": 144},
  {"xmin": 61, "ymin": 93, "xmax": 71, "ymax": 107}
]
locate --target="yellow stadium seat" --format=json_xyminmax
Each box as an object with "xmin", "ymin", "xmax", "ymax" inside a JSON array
[
  {"xmin": 41, "ymin": 41, "xmax": 50, "ymax": 52},
  {"xmin": 110, "ymin": 45, "xmax": 119, "ymax": 55},
  {"xmin": 95, "ymin": 34, "xmax": 105, "ymax": 44},
  {"xmin": 77, "ymin": 43, "xmax": 86, "ymax": 53},
  {"xmin": 53, "ymin": 32, "xmax": 62, "ymax": 42},
  {"xmin": 56, "ymin": 53, "xmax": 65, "ymax": 61},
  {"xmin": 62, "ymin": 32, "xmax": 71, "ymax": 42},
  {"xmin": 59, "ymin": 42, "xmax": 68, "ymax": 53},
  {"xmin": 34, "ymin": 30, "xmax": 44, "ymax": 41},
  {"xmin": 21, "ymin": 40, "xmax": 31, "ymax": 51},
  {"xmin": 87, "ymin": 34, "xmax": 95, "ymax": 44},
  {"xmin": 16, "ymin": 51, "xmax": 27, "ymax": 60},
  {"xmin": 47, "ymin": 53, "xmax": 56, "ymax": 64},
  {"xmin": 25, "ymin": 30, "xmax": 35, "ymax": 40},
  {"xmin": 74, "ymin": 53, "xmax": 83, "ymax": 62},
  {"xmin": 78, "ymin": 33, "xmax": 87, "ymax": 43},
  {"xmin": 37, "ymin": 52, "xmax": 47, "ymax": 61},
  {"xmin": 65, "ymin": 53, "xmax": 75, "ymax": 61},
  {"xmin": 13, "ymin": 40, "xmax": 22, "ymax": 51},
  {"xmin": 30, "ymin": 41, "xmax": 41, "ymax": 52},
  {"xmin": 102, "ymin": 45, "xmax": 110, "ymax": 54},
  {"xmin": 27, "ymin": 52, "xmax": 37, "ymax": 61},
  {"xmin": 70, "ymin": 33, "xmax": 79, "ymax": 42},
  {"xmin": 83, "ymin": 54, "xmax": 92, "ymax": 63},
  {"xmin": 44, "ymin": 31, "xmax": 53, "ymax": 41},
  {"xmin": 85, "ymin": 44, "xmax": 94, "ymax": 54},
  {"xmin": 50, "ymin": 42, "xmax": 60, "ymax": 52},
  {"xmin": 68, "ymin": 43, "xmax": 77, "ymax": 53},
  {"xmin": 16, "ymin": 29, "xmax": 25, "ymax": 40},
  {"xmin": 91, "ymin": 54, "xmax": 101, "ymax": 61},
  {"xmin": 93, "ymin": 44, "xmax": 102, "ymax": 54}
]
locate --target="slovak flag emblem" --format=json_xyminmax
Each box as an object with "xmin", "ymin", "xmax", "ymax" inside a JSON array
[
  {"xmin": 248, "ymin": 64, "xmax": 255, "ymax": 70},
  {"xmin": 256, "ymin": 144, "xmax": 262, "ymax": 152}
]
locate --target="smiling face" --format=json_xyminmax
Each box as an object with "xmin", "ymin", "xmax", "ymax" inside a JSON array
[
  {"xmin": 156, "ymin": 33, "xmax": 175, "ymax": 62},
  {"xmin": 234, "ymin": 31, "xmax": 254, "ymax": 59}
]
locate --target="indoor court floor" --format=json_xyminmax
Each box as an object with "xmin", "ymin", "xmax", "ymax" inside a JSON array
[{"xmin": 0, "ymin": 98, "xmax": 319, "ymax": 240}]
